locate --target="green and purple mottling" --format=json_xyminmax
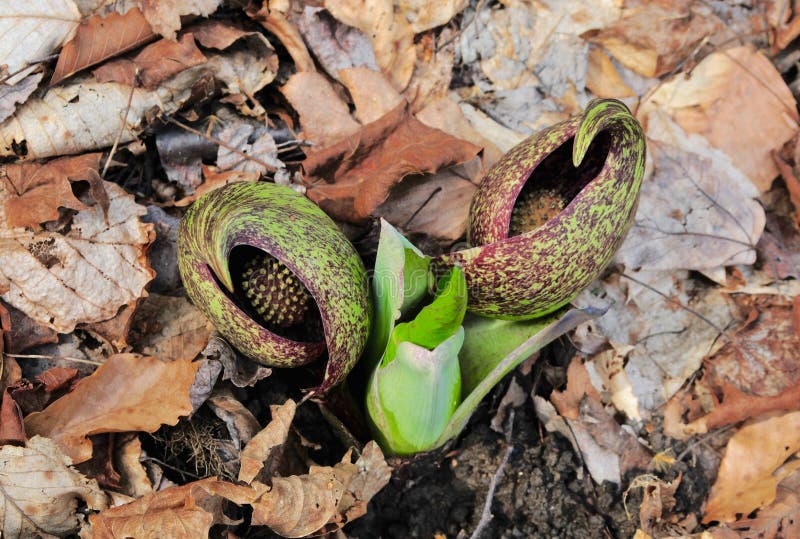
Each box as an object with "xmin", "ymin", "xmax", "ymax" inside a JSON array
[
  {"xmin": 434, "ymin": 99, "xmax": 646, "ymax": 319},
  {"xmin": 177, "ymin": 182, "xmax": 371, "ymax": 394}
]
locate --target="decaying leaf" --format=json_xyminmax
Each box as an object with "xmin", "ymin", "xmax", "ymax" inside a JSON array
[
  {"xmin": 25, "ymin": 354, "xmax": 200, "ymax": 463},
  {"xmin": 131, "ymin": 294, "xmax": 214, "ymax": 362},
  {"xmin": 585, "ymin": 47, "xmax": 636, "ymax": 99},
  {"xmin": 397, "ymin": 0, "xmax": 466, "ymax": 33},
  {"xmin": 197, "ymin": 334, "xmax": 272, "ymax": 388},
  {"xmin": 0, "ymin": 0, "xmax": 81, "ymax": 84},
  {"xmin": 0, "ymin": 72, "xmax": 43, "ymax": 123},
  {"xmin": 0, "ymin": 436, "xmax": 107, "ymax": 537},
  {"xmin": 724, "ymin": 469, "xmax": 800, "ymax": 539},
  {"xmin": 639, "ymin": 45, "xmax": 799, "ymax": 192},
  {"xmin": 93, "ymin": 33, "xmax": 207, "ymax": 89},
  {"xmin": 582, "ymin": 1, "xmax": 723, "ymax": 78},
  {"xmin": 89, "ymin": 477, "xmax": 257, "ymax": 539},
  {"xmin": 0, "ymin": 178, "xmax": 154, "ymax": 333},
  {"xmin": 51, "ymin": 8, "xmax": 157, "ymax": 85},
  {"xmin": 619, "ymin": 112, "xmax": 765, "ymax": 272},
  {"xmin": 246, "ymin": 0, "xmax": 316, "ymax": 73},
  {"xmin": 250, "ymin": 441, "xmax": 391, "ymax": 537},
  {"xmin": 325, "ymin": 0, "xmax": 417, "ymax": 91},
  {"xmin": 239, "ymin": 399, "xmax": 296, "ymax": 483},
  {"xmin": 339, "ymin": 67, "xmax": 403, "ymax": 125},
  {"xmin": 303, "ymin": 101, "xmax": 481, "ymax": 223},
  {"xmin": 703, "ymin": 411, "xmax": 800, "ymax": 523}
]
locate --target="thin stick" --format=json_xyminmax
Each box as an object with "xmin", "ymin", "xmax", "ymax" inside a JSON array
[
  {"xmin": 4, "ymin": 352, "xmax": 102, "ymax": 366},
  {"xmin": 167, "ymin": 116, "xmax": 278, "ymax": 173},
  {"xmin": 470, "ymin": 410, "xmax": 514, "ymax": 539},
  {"xmin": 102, "ymin": 73, "xmax": 138, "ymax": 178}
]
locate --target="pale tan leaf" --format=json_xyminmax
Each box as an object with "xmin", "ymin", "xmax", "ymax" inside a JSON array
[
  {"xmin": 25, "ymin": 354, "xmax": 200, "ymax": 463},
  {"xmin": 338, "ymin": 67, "xmax": 403, "ymax": 125},
  {"xmin": 140, "ymin": 0, "xmax": 222, "ymax": 40},
  {"xmin": 0, "ymin": 436, "xmax": 107, "ymax": 538},
  {"xmin": 585, "ymin": 47, "xmax": 635, "ymax": 99},
  {"xmin": 131, "ymin": 294, "xmax": 214, "ymax": 362},
  {"xmin": 239, "ymin": 399, "xmax": 296, "ymax": 484},
  {"xmin": 0, "ymin": 179, "xmax": 154, "ymax": 333},
  {"xmin": 51, "ymin": 8, "xmax": 156, "ymax": 86},
  {"xmin": 0, "ymin": 70, "xmax": 207, "ymax": 159},
  {"xmin": 704, "ymin": 411, "xmax": 800, "ymax": 523},
  {"xmin": 280, "ymin": 71, "xmax": 361, "ymax": 147},
  {"xmin": 0, "ymin": 0, "xmax": 81, "ymax": 84},
  {"xmin": 89, "ymin": 477, "xmax": 259, "ymax": 539},
  {"xmin": 246, "ymin": 0, "xmax": 315, "ymax": 73},
  {"xmin": 250, "ymin": 441, "xmax": 391, "ymax": 537},
  {"xmin": 116, "ymin": 435, "xmax": 153, "ymax": 498},
  {"xmin": 639, "ymin": 45, "xmax": 799, "ymax": 192},
  {"xmin": 325, "ymin": 0, "xmax": 416, "ymax": 90},
  {"xmin": 397, "ymin": 0, "xmax": 466, "ymax": 33}
]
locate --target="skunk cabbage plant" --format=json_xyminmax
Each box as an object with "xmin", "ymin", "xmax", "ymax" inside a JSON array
[{"xmin": 177, "ymin": 182, "xmax": 370, "ymax": 394}]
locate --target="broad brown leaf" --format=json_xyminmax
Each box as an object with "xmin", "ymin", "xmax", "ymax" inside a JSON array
[
  {"xmin": 239, "ymin": 399, "xmax": 296, "ymax": 483},
  {"xmin": 1, "ymin": 153, "xmax": 106, "ymax": 229},
  {"xmin": 250, "ymin": 441, "xmax": 391, "ymax": 537},
  {"xmin": 303, "ymin": 101, "xmax": 481, "ymax": 223},
  {"xmin": 703, "ymin": 411, "xmax": 800, "ymax": 523},
  {"xmin": 90, "ymin": 477, "xmax": 257, "ymax": 539},
  {"xmin": 131, "ymin": 294, "xmax": 214, "ymax": 362},
  {"xmin": 93, "ymin": 33, "xmax": 207, "ymax": 89},
  {"xmin": 51, "ymin": 8, "xmax": 157, "ymax": 86},
  {"xmin": 0, "ymin": 436, "xmax": 107, "ymax": 537},
  {"xmin": 140, "ymin": 0, "xmax": 223, "ymax": 40},
  {"xmin": 25, "ymin": 354, "xmax": 200, "ymax": 463}
]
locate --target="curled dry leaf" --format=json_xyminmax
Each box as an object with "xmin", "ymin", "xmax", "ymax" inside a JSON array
[
  {"xmin": 0, "ymin": 436, "xmax": 107, "ymax": 538},
  {"xmin": 397, "ymin": 0, "xmax": 466, "ymax": 33},
  {"xmin": 131, "ymin": 294, "xmax": 215, "ymax": 362},
  {"xmin": 0, "ymin": 69, "xmax": 208, "ymax": 159},
  {"xmin": 0, "ymin": 178, "xmax": 154, "ymax": 334},
  {"xmin": 246, "ymin": 0, "xmax": 315, "ymax": 73},
  {"xmin": 90, "ymin": 477, "xmax": 257, "ymax": 539},
  {"xmin": 0, "ymin": 0, "xmax": 81, "ymax": 84},
  {"xmin": 251, "ymin": 441, "xmax": 391, "ymax": 537},
  {"xmin": 303, "ymin": 101, "xmax": 482, "ymax": 223},
  {"xmin": 139, "ymin": 0, "xmax": 223, "ymax": 40},
  {"xmin": 325, "ymin": 0, "xmax": 416, "ymax": 90},
  {"xmin": 93, "ymin": 33, "xmax": 207, "ymax": 89},
  {"xmin": 51, "ymin": 8, "xmax": 157, "ymax": 86},
  {"xmin": 703, "ymin": 411, "xmax": 800, "ymax": 523},
  {"xmin": 239, "ymin": 399, "xmax": 296, "ymax": 483},
  {"xmin": 25, "ymin": 354, "xmax": 200, "ymax": 463},
  {"xmin": 639, "ymin": 45, "xmax": 799, "ymax": 192},
  {"xmin": 582, "ymin": 1, "xmax": 723, "ymax": 78}
]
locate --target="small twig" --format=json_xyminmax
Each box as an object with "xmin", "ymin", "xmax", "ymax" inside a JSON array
[
  {"xmin": 470, "ymin": 410, "xmax": 515, "ymax": 539},
  {"xmin": 101, "ymin": 72, "xmax": 138, "ymax": 178},
  {"xmin": 0, "ymin": 54, "xmax": 58, "ymax": 85},
  {"xmin": 166, "ymin": 116, "xmax": 278, "ymax": 173},
  {"xmin": 142, "ymin": 456, "xmax": 201, "ymax": 480},
  {"xmin": 4, "ymin": 352, "xmax": 103, "ymax": 366}
]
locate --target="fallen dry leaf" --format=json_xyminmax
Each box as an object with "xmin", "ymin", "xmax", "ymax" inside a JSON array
[
  {"xmin": 116, "ymin": 435, "xmax": 153, "ymax": 498},
  {"xmin": 618, "ymin": 112, "xmax": 765, "ymax": 272},
  {"xmin": 0, "ymin": 69, "xmax": 208, "ymax": 159},
  {"xmin": 0, "ymin": 388, "xmax": 26, "ymax": 445},
  {"xmin": 0, "ymin": 0, "xmax": 81, "ymax": 84},
  {"xmin": 403, "ymin": 30, "xmax": 455, "ymax": 112},
  {"xmin": 139, "ymin": 0, "xmax": 222, "ymax": 40},
  {"xmin": 339, "ymin": 67, "xmax": 403, "ymax": 125},
  {"xmin": 0, "ymin": 72, "xmax": 43, "ymax": 123},
  {"xmin": 1, "ymin": 153, "xmax": 106, "ymax": 229},
  {"xmin": 703, "ymin": 411, "xmax": 800, "ymax": 523},
  {"xmin": 397, "ymin": 0, "xmax": 466, "ymax": 33},
  {"xmin": 325, "ymin": 0, "xmax": 416, "ymax": 91},
  {"xmin": 89, "ymin": 477, "xmax": 257, "ymax": 539},
  {"xmin": 198, "ymin": 334, "xmax": 272, "ymax": 388},
  {"xmin": 281, "ymin": 70, "xmax": 361, "ymax": 148},
  {"xmin": 239, "ymin": 399, "xmax": 296, "ymax": 483},
  {"xmin": 0, "ymin": 436, "xmax": 107, "ymax": 537},
  {"xmin": 0, "ymin": 300, "xmax": 58, "ymax": 353},
  {"xmin": 303, "ymin": 101, "xmax": 481, "ymax": 223},
  {"xmin": 585, "ymin": 343, "xmax": 640, "ymax": 421},
  {"xmin": 131, "ymin": 294, "xmax": 214, "ymax": 362},
  {"xmin": 93, "ymin": 33, "xmax": 207, "ymax": 89},
  {"xmin": 251, "ymin": 441, "xmax": 391, "ymax": 537},
  {"xmin": 174, "ymin": 166, "xmax": 260, "ymax": 207},
  {"xmin": 25, "ymin": 354, "xmax": 200, "ymax": 463},
  {"xmin": 640, "ymin": 45, "xmax": 799, "ymax": 192},
  {"xmin": 297, "ymin": 5, "xmax": 378, "ymax": 83},
  {"xmin": 582, "ymin": 1, "xmax": 723, "ymax": 78},
  {"xmin": 724, "ymin": 468, "xmax": 800, "ymax": 538},
  {"xmin": 585, "ymin": 47, "xmax": 636, "ymax": 99},
  {"xmin": 246, "ymin": 0, "xmax": 315, "ymax": 73},
  {"xmin": 207, "ymin": 389, "xmax": 261, "ymax": 452},
  {"xmin": 0, "ymin": 178, "xmax": 154, "ymax": 334},
  {"xmin": 51, "ymin": 8, "xmax": 157, "ymax": 85}
]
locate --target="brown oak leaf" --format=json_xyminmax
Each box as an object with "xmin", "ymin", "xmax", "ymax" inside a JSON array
[{"xmin": 303, "ymin": 101, "xmax": 481, "ymax": 223}]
